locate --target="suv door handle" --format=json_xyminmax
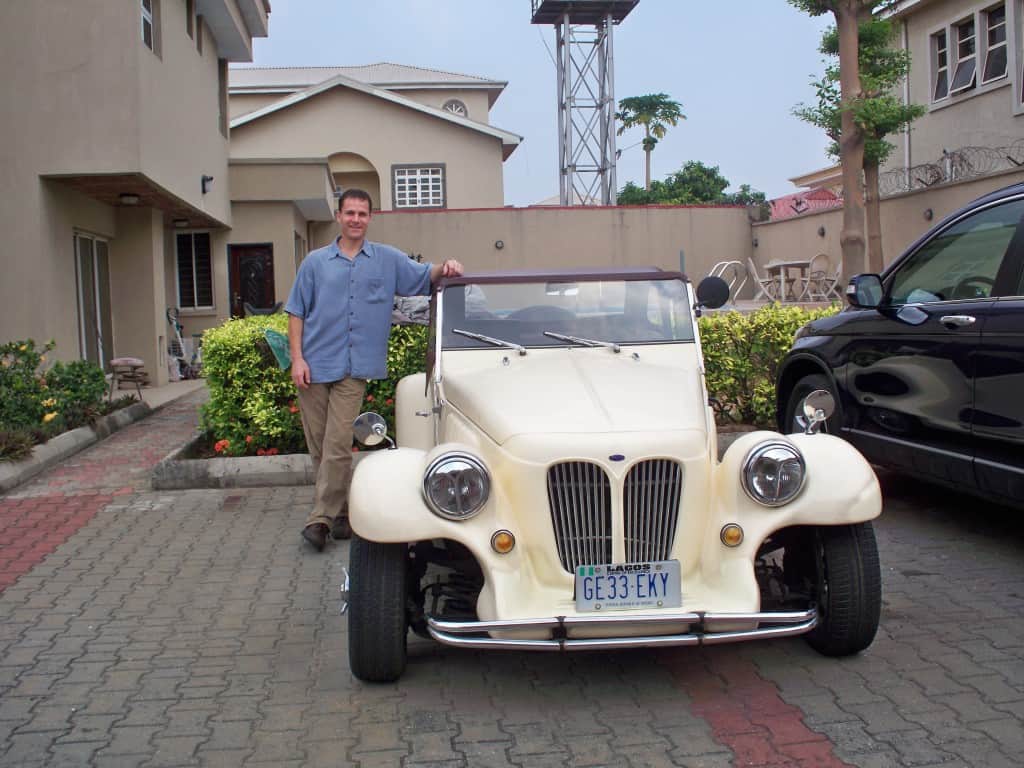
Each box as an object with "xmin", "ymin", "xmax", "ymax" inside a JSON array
[{"xmin": 940, "ymin": 314, "xmax": 976, "ymax": 327}]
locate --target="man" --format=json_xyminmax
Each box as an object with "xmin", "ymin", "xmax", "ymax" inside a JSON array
[{"xmin": 285, "ymin": 189, "xmax": 462, "ymax": 552}]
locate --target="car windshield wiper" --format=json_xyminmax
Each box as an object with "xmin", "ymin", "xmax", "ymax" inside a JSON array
[
  {"xmin": 543, "ymin": 331, "xmax": 620, "ymax": 354},
  {"xmin": 452, "ymin": 328, "xmax": 526, "ymax": 355}
]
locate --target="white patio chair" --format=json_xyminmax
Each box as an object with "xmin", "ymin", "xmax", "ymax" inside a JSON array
[
  {"xmin": 800, "ymin": 253, "xmax": 832, "ymax": 300},
  {"xmin": 708, "ymin": 260, "xmax": 748, "ymax": 303},
  {"xmin": 746, "ymin": 258, "xmax": 795, "ymax": 301}
]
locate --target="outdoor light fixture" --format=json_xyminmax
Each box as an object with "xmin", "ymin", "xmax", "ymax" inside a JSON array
[
  {"xmin": 201, "ymin": 175, "xmax": 214, "ymax": 194},
  {"xmin": 817, "ymin": 225, "xmax": 826, "ymax": 237},
  {"xmin": 494, "ymin": 240, "xmax": 504, "ymax": 250},
  {"xmin": 118, "ymin": 193, "xmax": 140, "ymax": 205},
  {"xmin": 172, "ymin": 218, "xmax": 189, "ymax": 228},
  {"xmin": 924, "ymin": 208, "xmax": 934, "ymax": 220}
]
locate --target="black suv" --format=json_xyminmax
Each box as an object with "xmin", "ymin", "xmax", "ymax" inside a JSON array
[{"xmin": 776, "ymin": 182, "xmax": 1024, "ymax": 508}]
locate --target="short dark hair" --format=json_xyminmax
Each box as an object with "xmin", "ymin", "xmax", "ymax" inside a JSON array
[{"xmin": 338, "ymin": 188, "xmax": 373, "ymax": 212}]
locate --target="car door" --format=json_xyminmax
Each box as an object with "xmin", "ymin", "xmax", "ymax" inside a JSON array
[
  {"xmin": 972, "ymin": 210, "xmax": 1024, "ymax": 505},
  {"xmin": 839, "ymin": 196, "xmax": 1024, "ymax": 491}
]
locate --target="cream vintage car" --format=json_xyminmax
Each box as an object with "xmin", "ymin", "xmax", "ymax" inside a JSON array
[{"xmin": 343, "ymin": 268, "xmax": 882, "ymax": 682}]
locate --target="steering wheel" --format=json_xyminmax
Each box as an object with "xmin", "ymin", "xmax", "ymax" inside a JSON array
[
  {"xmin": 505, "ymin": 305, "xmax": 576, "ymax": 323},
  {"xmin": 950, "ymin": 275, "xmax": 995, "ymax": 300}
]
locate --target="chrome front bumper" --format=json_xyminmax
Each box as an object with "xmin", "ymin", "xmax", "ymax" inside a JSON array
[{"xmin": 425, "ymin": 609, "xmax": 818, "ymax": 650}]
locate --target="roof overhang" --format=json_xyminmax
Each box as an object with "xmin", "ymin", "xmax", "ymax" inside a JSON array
[
  {"xmin": 197, "ymin": 0, "xmax": 269, "ymax": 62},
  {"xmin": 42, "ymin": 172, "xmax": 227, "ymax": 228},
  {"xmin": 230, "ymin": 73, "xmax": 522, "ymax": 159},
  {"xmin": 229, "ymin": 158, "xmax": 336, "ymax": 221}
]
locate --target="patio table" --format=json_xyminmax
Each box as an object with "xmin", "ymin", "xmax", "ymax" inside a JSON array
[{"xmin": 765, "ymin": 258, "xmax": 812, "ymax": 301}]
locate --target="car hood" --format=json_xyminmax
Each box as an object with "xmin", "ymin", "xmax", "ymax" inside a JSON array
[{"xmin": 442, "ymin": 349, "xmax": 707, "ymax": 445}]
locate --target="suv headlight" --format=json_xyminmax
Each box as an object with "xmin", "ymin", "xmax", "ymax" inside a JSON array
[
  {"xmin": 423, "ymin": 453, "xmax": 491, "ymax": 520},
  {"xmin": 742, "ymin": 441, "xmax": 806, "ymax": 506}
]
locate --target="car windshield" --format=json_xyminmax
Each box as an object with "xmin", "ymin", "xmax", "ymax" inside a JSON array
[{"xmin": 441, "ymin": 278, "xmax": 695, "ymax": 349}]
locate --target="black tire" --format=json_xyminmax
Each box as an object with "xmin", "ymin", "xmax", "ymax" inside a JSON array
[
  {"xmin": 805, "ymin": 522, "xmax": 881, "ymax": 657},
  {"xmin": 784, "ymin": 373, "xmax": 840, "ymax": 434},
  {"xmin": 348, "ymin": 535, "xmax": 409, "ymax": 682}
]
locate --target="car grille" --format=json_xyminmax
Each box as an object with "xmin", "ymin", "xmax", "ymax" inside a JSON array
[
  {"xmin": 546, "ymin": 459, "xmax": 683, "ymax": 572},
  {"xmin": 624, "ymin": 459, "xmax": 683, "ymax": 563}
]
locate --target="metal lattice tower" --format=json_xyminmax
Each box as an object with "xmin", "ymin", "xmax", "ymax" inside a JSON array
[{"xmin": 531, "ymin": 1, "xmax": 638, "ymax": 206}]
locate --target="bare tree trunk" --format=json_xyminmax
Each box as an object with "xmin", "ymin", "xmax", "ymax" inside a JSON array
[
  {"xmin": 644, "ymin": 126, "xmax": 652, "ymax": 191},
  {"xmin": 836, "ymin": 1, "xmax": 867, "ymax": 283},
  {"xmin": 864, "ymin": 160, "xmax": 884, "ymax": 272}
]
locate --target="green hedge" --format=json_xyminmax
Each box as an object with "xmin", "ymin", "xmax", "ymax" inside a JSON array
[
  {"xmin": 200, "ymin": 317, "xmax": 429, "ymax": 456},
  {"xmin": 1, "ymin": 339, "xmax": 114, "ymax": 461},
  {"xmin": 200, "ymin": 304, "xmax": 840, "ymax": 454},
  {"xmin": 700, "ymin": 303, "xmax": 839, "ymax": 427}
]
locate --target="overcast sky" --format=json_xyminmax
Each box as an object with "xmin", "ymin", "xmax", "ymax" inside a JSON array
[{"xmin": 246, "ymin": 1, "xmax": 835, "ymax": 206}]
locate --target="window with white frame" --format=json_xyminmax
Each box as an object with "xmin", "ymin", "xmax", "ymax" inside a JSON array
[
  {"xmin": 176, "ymin": 232, "xmax": 214, "ymax": 309},
  {"xmin": 950, "ymin": 17, "xmax": 977, "ymax": 94},
  {"xmin": 393, "ymin": 165, "xmax": 446, "ymax": 209},
  {"xmin": 930, "ymin": 4, "xmax": 1013, "ymax": 103},
  {"xmin": 933, "ymin": 29, "xmax": 950, "ymax": 100},
  {"xmin": 141, "ymin": 0, "xmax": 159, "ymax": 52},
  {"xmin": 982, "ymin": 4, "xmax": 1007, "ymax": 83}
]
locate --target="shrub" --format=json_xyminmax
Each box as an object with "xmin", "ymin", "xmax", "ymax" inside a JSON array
[
  {"xmin": 699, "ymin": 303, "xmax": 840, "ymax": 427},
  {"xmin": 0, "ymin": 339, "xmax": 54, "ymax": 431},
  {"xmin": 201, "ymin": 315, "xmax": 430, "ymax": 456},
  {"xmin": 44, "ymin": 360, "xmax": 108, "ymax": 431},
  {"xmin": 0, "ymin": 429, "xmax": 35, "ymax": 463}
]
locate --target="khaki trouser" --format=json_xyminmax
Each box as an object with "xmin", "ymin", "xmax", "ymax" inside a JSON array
[{"xmin": 296, "ymin": 377, "xmax": 367, "ymax": 529}]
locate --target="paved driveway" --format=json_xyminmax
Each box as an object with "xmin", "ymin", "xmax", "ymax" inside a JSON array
[{"xmin": 1, "ymin": 407, "xmax": 1022, "ymax": 766}]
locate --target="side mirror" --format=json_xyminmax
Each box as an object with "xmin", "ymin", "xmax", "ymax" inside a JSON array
[
  {"xmin": 695, "ymin": 276, "xmax": 730, "ymax": 310},
  {"xmin": 801, "ymin": 389, "xmax": 835, "ymax": 435},
  {"xmin": 353, "ymin": 412, "xmax": 393, "ymax": 448},
  {"xmin": 846, "ymin": 274, "xmax": 883, "ymax": 308}
]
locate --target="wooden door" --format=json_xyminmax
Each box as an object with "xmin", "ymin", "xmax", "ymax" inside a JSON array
[{"xmin": 228, "ymin": 244, "xmax": 275, "ymax": 317}]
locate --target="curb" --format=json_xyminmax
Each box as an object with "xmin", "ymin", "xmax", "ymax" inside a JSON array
[
  {"xmin": 152, "ymin": 437, "xmax": 315, "ymax": 490},
  {"xmin": 0, "ymin": 402, "xmax": 151, "ymax": 494}
]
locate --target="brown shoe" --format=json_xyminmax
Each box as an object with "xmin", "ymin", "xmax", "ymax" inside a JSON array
[
  {"xmin": 302, "ymin": 523, "xmax": 329, "ymax": 552},
  {"xmin": 331, "ymin": 515, "xmax": 352, "ymax": 540}
]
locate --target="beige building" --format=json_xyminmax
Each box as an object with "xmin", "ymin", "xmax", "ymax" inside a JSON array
[
  {"xmin": 0, "ymin": 0, "xmax": 269, "ymax": 385},
  {"xmin": 883, "ymin": 0, "xmax": 1023, "ymax": 181},
  {"xmin": 213, "ymin": 64, "xmax": 521, "ymax": 337}
]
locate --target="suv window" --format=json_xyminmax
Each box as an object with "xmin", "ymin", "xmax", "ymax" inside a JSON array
[{"xmin": 888, "ymin": 198, "xmax": 1024, "ymax": 304}]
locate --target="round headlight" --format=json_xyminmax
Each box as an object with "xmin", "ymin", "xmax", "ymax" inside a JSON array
[
  {"xmin": 422, "ymin": 453, "xmax": 490, "ymax": 520},
  {"xmin": 742, "ymin": 441, "xmax": 806, "ymax": 507}
]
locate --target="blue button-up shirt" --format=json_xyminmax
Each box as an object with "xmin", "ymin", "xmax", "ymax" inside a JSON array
[{"xmin": 284, "ymin": 239, "xmax": 431, "ymax": 382}]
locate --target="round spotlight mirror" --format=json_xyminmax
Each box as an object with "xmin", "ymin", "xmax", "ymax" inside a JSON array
[
  {"xmin": 353, "ymin": 412, "xmax": 388, "ymax": 447},
  {"xmin": 801, "ymin": 389, "xmax": 835, "ymax": 434}
]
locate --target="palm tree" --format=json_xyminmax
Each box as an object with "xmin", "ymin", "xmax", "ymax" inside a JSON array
[{"xmin": 615, "ymin": 94, "xmax": 685, "ymax": 191}]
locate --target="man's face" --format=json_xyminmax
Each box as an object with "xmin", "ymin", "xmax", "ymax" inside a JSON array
[{"xmin": 336, "ymin": 198, "xmax": 371, "ymax": 241}]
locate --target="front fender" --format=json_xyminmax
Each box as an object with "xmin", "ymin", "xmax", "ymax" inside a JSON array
[{"xmin": 709, "ymin": 430, "xmax": 880, "ymax": 561}]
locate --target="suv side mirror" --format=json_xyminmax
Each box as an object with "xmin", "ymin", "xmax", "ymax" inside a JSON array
[{"xmin": 846, "ymin": 274, "xmax": 884, "ymax": 308}]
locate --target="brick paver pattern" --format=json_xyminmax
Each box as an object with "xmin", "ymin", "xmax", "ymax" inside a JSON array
[{"xmin": 0, "ymin": 391, "xmax": 1022, "ymax": 767}]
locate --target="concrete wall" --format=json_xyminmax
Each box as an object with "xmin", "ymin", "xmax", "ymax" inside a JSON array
[
  {"xmin": 229, "ymin": 86, "xmax": 506, "ymax": 210},
  {"xmin": 110, "ymin": 208, "xmax": 168, "ymax": 386},
  {"xmin": 753, "ymin": 168, "xmax": 1024, "ymax": 276},
  {"xmin": 323, "ymin": 205, "xmax": 753, "ymax": 280},
  {"xmin": 138, "ymin": 0, "xmax": 232, "ymax": 225}
]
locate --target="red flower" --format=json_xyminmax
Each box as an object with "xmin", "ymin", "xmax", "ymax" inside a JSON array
[
  {"xmin": 289, "ymin": 405, "xmax": 299, "ymax": 414},
  {"xmin": 385, "ymin": 398, "xmax": 394, "ymax": 406},
  {"xmin": 366, "ymin": 395, "xmax": 375, "ymax": 403},
  {"xmin": 266, "ymin": 447, "xmax": 279, "ymax": 456},
  {"xmin": 352, "ymin": 446, "xmax": 360, "ymax": 452},
  {"xmin": 245, "ymin": 435, "xmax": 253, "ymax": 444},
  {"xmin": 257, "ymin": 448, "xmax": 266, "ymax": 456},
  {"xmin": 214, "ymin": 439, "xmax": 229, "ymax": 453}
]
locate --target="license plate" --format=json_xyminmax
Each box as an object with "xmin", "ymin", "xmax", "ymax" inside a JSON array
[{"xmin": 575, "ymin": 560, "xmax": 681, "ymax": 612}]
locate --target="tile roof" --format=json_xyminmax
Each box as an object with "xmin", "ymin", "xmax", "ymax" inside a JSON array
[
  {"xmin": 230, "ymin": 63, "xmax": 506, "ymax": 90},
  {"xmin": 768, "ymin": 189, "xmax": 843, "ymax": 221}
]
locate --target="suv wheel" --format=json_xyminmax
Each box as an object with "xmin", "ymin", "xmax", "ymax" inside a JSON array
[
  {"xmin": 784, "ymin": 373, "xmax": 840, "ymax": 434},
  {"xmin": 805, "ymin": 523, "xmax": 881, "ymax": 656},
  {"xmin": 348, "ymin": 535, "xmax": 409, "ymax": 682}
]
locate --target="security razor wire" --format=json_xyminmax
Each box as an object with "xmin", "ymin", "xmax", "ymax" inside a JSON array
[{"xmin": 877, "ymin": 140, "xmax": 1024, "ymax": 198}]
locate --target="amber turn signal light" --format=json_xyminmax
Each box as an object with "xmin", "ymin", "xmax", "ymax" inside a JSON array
[
  {"xmin": 720, "ymin": 524, "xmax": 744, "ymax": 547},
  {"xmin": 491, "ymin": 530, "xmax": 515, "ymax": 554}
]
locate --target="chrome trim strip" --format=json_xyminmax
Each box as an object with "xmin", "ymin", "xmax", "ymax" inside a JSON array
[{"xmin": 426, "ymin": 609, "xmax": 818, "ymax": 650}]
